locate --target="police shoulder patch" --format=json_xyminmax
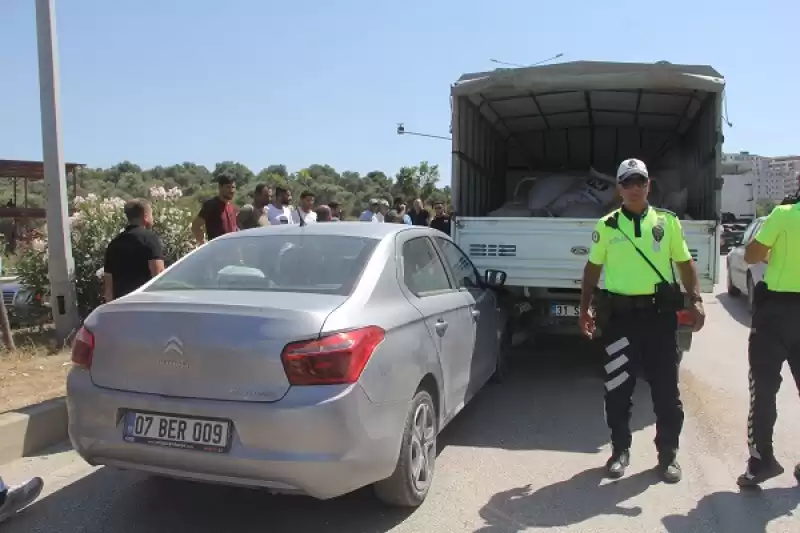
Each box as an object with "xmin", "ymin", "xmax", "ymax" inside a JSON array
[
  {"xmin": 592, "ymin": 230, "xmax": 600, "ymax": 243},
  {"xmin": 653, "ymin": 207, "xmax": 677, "ymax": 217}
]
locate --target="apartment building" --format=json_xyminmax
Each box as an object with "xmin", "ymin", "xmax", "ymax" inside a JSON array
[
  {"xmin": 722, "ymin": 152, "xmax": 800, "ymax": 209},
  {"xmin": 768, "ymin": 156, "xmax": 800, "ymax": 198}
]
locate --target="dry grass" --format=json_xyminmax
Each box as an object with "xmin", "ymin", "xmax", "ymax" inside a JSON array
[{"xmin": 0, "ymin": 326, "xmax": 71, "ymax": 413}]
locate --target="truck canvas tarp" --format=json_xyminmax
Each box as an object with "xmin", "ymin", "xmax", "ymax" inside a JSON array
[{"xmin": 451, "ymin": 61, "xmax": 723, "ymax": 298}]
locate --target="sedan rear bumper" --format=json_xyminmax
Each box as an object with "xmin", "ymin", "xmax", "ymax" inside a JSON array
[{"xmin": 67, "ymin": 369, "xmax": 408, "ymax": 500}]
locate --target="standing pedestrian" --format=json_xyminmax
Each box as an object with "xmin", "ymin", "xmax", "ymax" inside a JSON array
[
  {"xmin": 393, "ymin": 198, "xmax": 413, "ymax": 224},
  {"xmin": 408, "ymin": 198, "xmax": 431, "ymax": 226},
  {"xmin": 737, "ymin": 193, "xmax": 800, "ymax": 487},
  {"xmin": 376, "ymin": 200, "xmax": 390, "ymax": 223},
  {"xmin": 292, "ymin": 191, "xmax": 317, "ymax": 225},
  {"xmin": 360, "ymin": 199, "xmax": 380, "ymax": 222},
  {"xmin": 191, "ymin": 175, "xmax": 238, "ymax": 244},
  {"xmin": 103, "ymin": 199, "xmax": 165, "ymax": 302},
  {"xmin": 315, "ymin": 205, "xmax": 333, "ymax": 222},
  {"xmin": 0, "ymin": 476, "xmax": 43, "ymax": 523},
  {"xmin": 578, "ymin": 158, "xmax": 705, "ymax": 483},
  {"xmin": 384, "ymin": 209, "xmax": 403, "ymax": 223},
  {"xmin": 238, "ymin": 184, "xmax": 271, "ymax": 229},
  {"xmin": 328, "ymin": 201, "xmax": 342, "ymax": 221},
  {"xmin": 267, "ymin": 187, "xmax": 294, "ymax": 225},
  {"xmin": 430, "ymin": 201, "xmax": 451, "ymax": 235}
]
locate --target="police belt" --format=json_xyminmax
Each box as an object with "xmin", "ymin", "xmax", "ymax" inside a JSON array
[
  {"xmin": 760, "ymin": 284, "xmax": 800, "ymax": 304},
  {"xmin": 603, "ymin": 292, "xmax": 658, "ymax": 312}
]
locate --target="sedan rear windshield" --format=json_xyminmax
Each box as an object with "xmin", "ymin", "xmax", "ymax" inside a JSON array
[{"xmin": 146, "ymin": 234, "xmax": 379, "ymax": 296}]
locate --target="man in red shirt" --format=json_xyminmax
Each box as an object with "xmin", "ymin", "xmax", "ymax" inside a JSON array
[{"xmin": 192, "ymin": 175, "xmax": 238, "ymax": 244}]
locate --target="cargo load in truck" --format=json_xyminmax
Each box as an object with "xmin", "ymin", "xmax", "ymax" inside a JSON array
[{"xmin": 449, "ymin": 61, "xmax": 723, "ymax": 338}]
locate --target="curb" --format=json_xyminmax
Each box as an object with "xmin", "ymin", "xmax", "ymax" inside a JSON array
[{"xmin": 0, "ymin": 397, "xmax": 68, "ymax": 465}]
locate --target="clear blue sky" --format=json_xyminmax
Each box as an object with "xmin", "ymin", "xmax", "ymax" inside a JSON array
[{"xmin": 1, "ymin": 0, "xmax": 797, "ymax": 184}]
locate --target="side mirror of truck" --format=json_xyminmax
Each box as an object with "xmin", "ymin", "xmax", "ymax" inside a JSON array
[{"xmin": 484, "ymin": 269, "xmax": 507, "ymax": 287}]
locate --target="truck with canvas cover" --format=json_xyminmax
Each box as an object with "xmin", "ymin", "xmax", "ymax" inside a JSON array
[{"xmin": 450, "ymin": 61, "xmax": 723, "ymax": 339}]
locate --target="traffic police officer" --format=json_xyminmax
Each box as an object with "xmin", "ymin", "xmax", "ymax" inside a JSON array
[
  {"xmin": 579, "ymin": 158, "xmax": 705, "ymax": 483},
  {"xmin": 738, "ymin": 192, "xmax": 800, "ymax": 487}
]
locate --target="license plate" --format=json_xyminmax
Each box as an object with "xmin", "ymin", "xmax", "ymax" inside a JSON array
[
  {"xmin": 123, "ymin": 411, "xmax": 231, "ymax": 453},
  {"xmin": 550, "ymin": 304, "xmax": 579, "ymax": 317}
]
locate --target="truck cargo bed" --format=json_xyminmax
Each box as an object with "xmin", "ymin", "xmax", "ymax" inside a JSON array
[{"xmin": 455, "ymin": 216, "xmax": 717, "ymax": 293}]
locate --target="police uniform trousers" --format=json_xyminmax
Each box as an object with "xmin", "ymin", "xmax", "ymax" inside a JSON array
[
  {"xmin": 747, "ymin": 284, "xmax": 800, "ymax": 460},
  {"xmin": 601, "ymin": 296, "xmax": 684, "ymax": 460}
]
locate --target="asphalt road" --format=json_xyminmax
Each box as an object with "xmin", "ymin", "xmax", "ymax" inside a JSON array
[{"xmin": 2, "ymin": 262, "xmax": 799, "ymax": 532}]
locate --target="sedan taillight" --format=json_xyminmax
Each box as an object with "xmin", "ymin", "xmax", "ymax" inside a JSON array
[
  {"xmin": 71, "ymin": 326, "xmax": 95, "ymax": 368},
  {"xmin": 281, "ymin": 326, "xmax": 385, "ymax": 386}
]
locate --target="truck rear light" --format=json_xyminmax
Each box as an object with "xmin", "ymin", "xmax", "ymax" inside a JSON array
[
  {"xmin": 281, "ymin": 326, "xmax": 385, "ymax": 386},
  {"xmin": 71, "ymin": 326, "xmax": 95, "ymax": 368},
  {"xmin": 677, "ymin": 310, "xmax": 694, "ymax": 326}
]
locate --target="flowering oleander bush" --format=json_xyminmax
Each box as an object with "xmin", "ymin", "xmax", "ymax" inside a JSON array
[{"xmin": 16, "ymin": 188, "xmax": 196, "ymax": 318}]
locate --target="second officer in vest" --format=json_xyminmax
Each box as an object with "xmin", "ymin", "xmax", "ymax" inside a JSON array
[{"xmin": 579, "ymin": 158, "xmax": 706, "ymax": 483}]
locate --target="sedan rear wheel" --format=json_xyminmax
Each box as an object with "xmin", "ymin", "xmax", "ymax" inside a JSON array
[
  {"xmin": 373, "ymin": 390, "xmax": 437, "ymax": 507},
  {"xmin": 747, "ymin": 274, "xmax": 755, "ymax": 315},
  {"xmin": 727, "ymin": 265, "xmax": 741, "ymax": 297}
]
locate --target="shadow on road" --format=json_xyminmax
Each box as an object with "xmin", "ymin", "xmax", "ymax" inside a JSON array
[
  {"xmin": 5, "ymin": 338, "xmax": 657, "ymax": 532},
  {"xmin": 662, "ymin": 487, "xmax": 800, "ymax": 533},
  {"xmin": 715, "ymin": 293, "xmax": 751, "ymax": 327},
  {"xmin": 441, "ymin": 338, "xmax": 656, "ymax": 455},
  {"xmin": 5, "ymin": 467, "xmax": 412, "ymax": 533},
  {"xmin": 473, "ymin": 467, "xmax": 660, "ymax": 532}
]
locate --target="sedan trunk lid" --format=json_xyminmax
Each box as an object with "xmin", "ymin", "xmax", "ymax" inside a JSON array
[{"xmin": 87, "ymin": 290, "xmax": 345, "ymax": 402}]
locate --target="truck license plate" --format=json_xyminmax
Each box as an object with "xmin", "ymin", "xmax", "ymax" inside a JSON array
[
  {"xmin": 550, "ymin": 304, "xmax": 579, "ymax": 317},
  {"xmin": 123, "ymin": 411, "xmax": 231, "ymax": 453}
]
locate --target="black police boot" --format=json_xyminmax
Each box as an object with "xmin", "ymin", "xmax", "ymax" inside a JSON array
[
  {"xmin": 737, "ymin": 456, "xmax": 785, "ymax": 488},
  {"xmin": 606, "ymin": 449, "xmax": 630, "ymax": 479},
  {"xmin": 658, "ymin": 457, "xmax": 682, "ymax": 484}
]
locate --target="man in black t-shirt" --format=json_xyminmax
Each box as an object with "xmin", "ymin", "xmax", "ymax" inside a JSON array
[
  {"xmin": 430, "ymin": 201, "xmax": 451, "ymax": 235},
  {"xmin": 192, "ymin": 175, "xmax": 238, "ymax": 244},
  {"xmin": 409, "ymin": 198, "xmax": 431, "ymax": 226},
  {"xmin": 103, "ymin": 199, "xmax": 165, "ymax": 301}
]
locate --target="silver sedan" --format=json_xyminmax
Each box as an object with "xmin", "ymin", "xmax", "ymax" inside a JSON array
[{"xmin": 67, "ymin": 222, "xmax": 511, "ymax": 507}]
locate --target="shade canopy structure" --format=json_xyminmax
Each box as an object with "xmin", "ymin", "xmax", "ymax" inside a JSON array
[{"xmin": 0, "ymin": 159, "xmax": 84, "ymax": 218}]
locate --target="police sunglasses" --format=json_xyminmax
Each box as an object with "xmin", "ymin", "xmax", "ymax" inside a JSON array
[{"xmin": 619, "ymin": 175, "xmax": 649, "ymax": 189}]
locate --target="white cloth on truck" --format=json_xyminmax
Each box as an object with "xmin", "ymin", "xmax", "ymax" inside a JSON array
[
  {"xmin": 584, "ymin": 168, "xmax": 617, "ymax": 205},
  {"xmin": 504, "ymin": 167, "xmax": 689, "ymax": 220},
  {"xmin": 526, "ymin": 175, "xmax": 578, "ymax": 211},
  {"xmin": 545, "ymin": 168, "xmax": 617, "ymax": 218}
]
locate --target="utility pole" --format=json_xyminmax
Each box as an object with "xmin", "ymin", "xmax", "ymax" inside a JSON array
[{"xmin": 35, "ymin": 0, "xmax": 80, "ymax": 346}]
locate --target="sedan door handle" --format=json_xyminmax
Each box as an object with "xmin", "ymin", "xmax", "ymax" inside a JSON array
[{"xmin": 434, "ymin": 319, "xmax": 449, "ymax": 336}]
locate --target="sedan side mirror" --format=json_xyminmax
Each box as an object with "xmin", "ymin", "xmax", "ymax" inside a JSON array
[{"xmin": 484, "ymin": 269, "xmax": 507, "ymax": 287}]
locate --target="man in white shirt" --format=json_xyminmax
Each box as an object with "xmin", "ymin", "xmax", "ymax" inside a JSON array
[
  {"xmin": 267, "ymin": 187, "xmax": 295, "ymax": 225},
  {"xmin": 360, "ymin": 199, "xmax": 380, "ymax": 222},
  {"xmin": 292, "ymin": 190, "xmax": 317, "ymax": 225},
  {"xmin": 376, "ymin": 199, "xmax": 390, "ymax": 223}
]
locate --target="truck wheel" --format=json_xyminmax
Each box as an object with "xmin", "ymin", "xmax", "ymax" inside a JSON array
[
  {"xmin": 727, "ymin": 267, "xmax": 741, "ymax": 297},
  {"xmin": 373, "ymin": 389, "xmax": 437, "ymax": 507}
]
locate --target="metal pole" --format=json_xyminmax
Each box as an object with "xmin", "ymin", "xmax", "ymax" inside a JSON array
[{"xmin": 35, "ymin": 0, "xmax": 80, "ymax": 345}]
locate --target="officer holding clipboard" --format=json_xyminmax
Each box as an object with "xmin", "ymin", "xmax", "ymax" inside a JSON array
[{"xmin": 578, "ymin": 158, "xmax": 706, "ymax": 484}]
